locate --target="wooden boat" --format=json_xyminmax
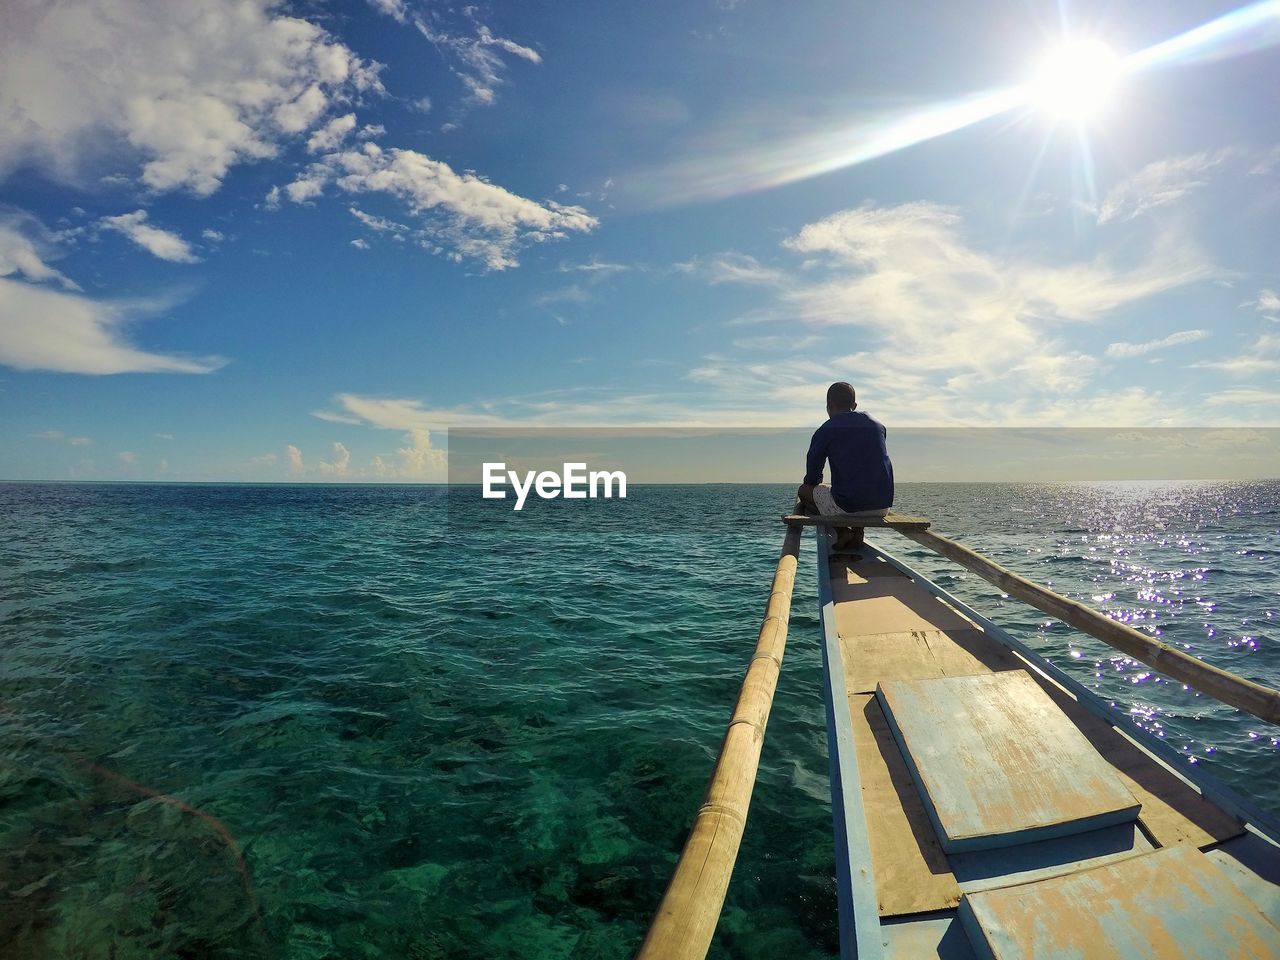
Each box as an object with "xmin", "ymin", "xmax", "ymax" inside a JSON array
[{"xmin": 637, "ymin": 513, "xmax": 1280, "ymax": 959}]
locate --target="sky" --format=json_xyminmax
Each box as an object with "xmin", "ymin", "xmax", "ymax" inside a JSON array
[{"xmin": 2, "ymin": 0, "xmax": 1280, "ymax": 482}]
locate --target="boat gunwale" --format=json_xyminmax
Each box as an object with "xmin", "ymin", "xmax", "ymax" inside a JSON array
[{"xmin": 816, "ymin": 525, "xmax": 887, "ymax": 960}]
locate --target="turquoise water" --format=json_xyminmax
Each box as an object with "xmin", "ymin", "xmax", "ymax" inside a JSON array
[{"xmin": 1, "ymin": 481, "xmax": 1277, "ymax": 958}]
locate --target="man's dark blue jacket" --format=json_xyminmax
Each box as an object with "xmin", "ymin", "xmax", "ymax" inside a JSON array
[{"xmin": 803, "ymin": 410, "xmax": 894, "ymax": 512}]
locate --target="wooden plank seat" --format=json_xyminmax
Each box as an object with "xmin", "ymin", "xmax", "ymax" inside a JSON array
[
  {"xmin": 782, "ymin": 510, "xmax": 931, "ymax": 529},
  {"xmin": 959, "ymin": 844, "xmax": 1280, "ymax": 959},
  {"xmin": 877, "ymin": 672, "xmax": 1141, "ymax": 854}
]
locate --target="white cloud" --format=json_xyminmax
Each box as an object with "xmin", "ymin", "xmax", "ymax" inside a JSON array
[
  {"xmin": 775, "ymin": 202, "xmax": 1215, "ymax": 385},
  {"xmin": 99, "ymin": 210, "xmax": 200, "ymax": 263},
  {"xmin": 0, "ymin": 213, "xmax": 79, "ymax": 289},
  {"xmin": 558, "ymin": 259, "xmax": 631, "ymax": 276},
  {"xmin": 414, "ymin": 16, "xmax": 540, "ymax": 108},
  {"xmin": 1105, "ymin": 329, "xmax": 1208, "ymax": 358},
  {"xmin": 32, "ymin": 429, "xmax": 92, "ymax": 445},
  {"xmin": 1205, "ymin": 388, "xmax": 1280, "ymax": 407},
  {"xmin": 316, "ymin": 442, "xmax": 351, "ymax": 476},
  {"xmin": 660, "ymin": 202, "xmax": 1227, "ymax": 425},
  {"xmin": 678, "ymin": 253, "xmax": 785, "ymax": 285},
  {"xmin": 281, "ymin": 143, "xmax": 597, "ymax": 269},
  {"xmin": 1098, "ymin": 150, "xmax": 1232, "ymax": 224},
  {"xmin": 1253, "ymin": 289, "xmax": 1280, "ymax": 315},
  {"xmin": 316, "ymin": 393, "xmax": 504, "ymax": 430},
  {"xmin": 201, "ymin": 229, "xmax": 224, "ymax": 242},
  {"xmin": 350, "ymin": 207, "xmax": 408, "ymax": 234},
  {"xmin": 285, "ymin": 442, "xmax": 353, "ymax": 478},
  {"xmin": 306, "ymin": 113, "xmax": 358, "ymax": 154},
  {"xmin": 1192, "ymin": 357, "xmax": 1280, "ymax": 376},
  {"xmin": 371, "ymin": 429, "xmax": 446, "ymax": 480},
  {"xmin": 350, "ymin": 238, "xmax": 370, "ymax": 250},
  {"xmin": 0, "ymin": 0, "xmax": 383, "ymax": 195},
  {"xmin": 366, "ymin": 0, "xmax": 408, "ymax": 24},
  {"xmin": 0, "ymin": 279, "xmax": 224, "ymax": 374},
  {"xmin": 1190, "ymin": 334, "xmax": 1280, "ymax": 377},
  {"xmin": 534, "ymin": 284, "xmax": 590, "ymax": 307}
]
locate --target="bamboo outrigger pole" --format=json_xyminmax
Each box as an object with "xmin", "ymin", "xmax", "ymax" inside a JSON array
[
  {"xmin": 636, "ymin": 523, "xmax": 803, "ymax": 960},
  {"xmin": 896, "ymin": 527, "xmax": 1280, "ymax": 727}
]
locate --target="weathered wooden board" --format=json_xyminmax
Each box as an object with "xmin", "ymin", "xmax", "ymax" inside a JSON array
[
  {"xmin": 849, "ymin": 694, "xmax": 961, "ymax": 917},
  {"xmin": 949, "ymin": 821, "xmax": 1153, "ymax": 895},
  {"xmin": 829, "ymin": 555, "xmax": 910, "ymax": 590},
  {"xmin": 782, "ymin": 511, "xmax": 931, "ymax": 529},
  {"xmin": 1205, "ymin": 832, "xmax": 1280, "ymax": 929},
  {"xmin": 882, "ymin": 914, "xmax": 977, "ymax": 960},
  {"xmin": 841, "ymin": 629, "xmax": 1023, "ymax": 695},
  {"xmin": 878, "ymin": 672, "xmax": 1141, "ymax": 853},
  {"xmin": 1025, "ymin": 674, "xmax": 1244, "ymax": 848},
  {"xmin": 833, "ymin": 578, "xmax": 978, "ymax": 637},
  {"xmin": 959, "ymin": 844, "xmax": 1280, "ymax": 959}
]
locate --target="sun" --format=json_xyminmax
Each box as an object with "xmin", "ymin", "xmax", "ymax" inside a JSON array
[{"xmin": 1028, "ymin": 39, "xmax": 1123, "ymax": 123}]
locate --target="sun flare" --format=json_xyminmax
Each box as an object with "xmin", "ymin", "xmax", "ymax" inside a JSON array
[{"xmin": 1029, "ymin": 39, "xmax": 1123, "ymax": 123}]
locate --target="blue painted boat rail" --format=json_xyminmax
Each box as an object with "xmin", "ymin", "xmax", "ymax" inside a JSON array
[{"xmin": 815, "ymin": 525, "xmax": 886, "ymax": 960}]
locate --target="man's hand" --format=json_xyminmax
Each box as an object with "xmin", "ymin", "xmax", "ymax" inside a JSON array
[{"xmin": 796, "ymin": 483, "xmax": 817, "ymax": 512}]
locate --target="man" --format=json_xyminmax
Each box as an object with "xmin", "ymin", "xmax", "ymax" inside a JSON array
[{"xmin": 796, "ymin": 382, "xmax": 894, "ymax": 554}]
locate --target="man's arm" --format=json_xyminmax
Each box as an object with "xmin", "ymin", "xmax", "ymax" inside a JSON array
[{"xmin": 803, "ymin": 424, "xmax": 827, "ymax": 487}]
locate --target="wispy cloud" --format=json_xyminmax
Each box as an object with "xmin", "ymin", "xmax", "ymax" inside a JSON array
[
  {"xmin": 1, "ymin": 211, "xmax": 222, "ymax": 375},
  {"xmin": 534, "ymin": 284, "xmax": 591, "ymax": 307},
  {"xmin": 777, "ymin": 202, "xmax": 1215, "ymax": 379},
  {"xmin": 558, "ymin": 259, "xmax": 633, "ymax": 276},
  {"xmin": 1105, "ymin": 329, "xmax": 1208, "ymax": 358},
  {"xmin": 316, "ymin": 393, "xmax": 505, "ymax": 430},
  {"xmin": 278, "ymin": 143, "xmax": 596, "ymax": 269},
  {"xmin": 1191, "ymin": 333, "xmax": 1280, "ymax": 376},
  {"xmin": 0, "ymin": 0, "xmax": 382, "ymax": 195},
  {"xmin": 0, "ymin": 281, "xmax": 224, "ymax": 374},
  {"xmin": 1249, "ymin": 288, "xmax": 1280, "ymax": 317},
  {"xmin": 0, "ymin": 212, "xmax": 79, "ymax": 289},
  {"xmin": 32, "ymin": 429, "xmax": 91, "ymax": 446},
  {"xmin": 669, "ymin": 202, "xmax": 1224, "ymax": 425},
  {"xmin": 99, "ymin": 210, "xmax": 200, "ymax": 263},
  {"xmin": 366, "ymin": 0, "xmax": 409, "ymax": 25},
  {"xmin": 414, "ymin": 15, "xmax": 541, "ymax": 109},
  {"xmin": 1098, "ymin": 150, "xmax": 1232, "ymax": 224},
  {"xmin": 677, "ymin": 253, "xmax": 785, "ymax": 285}
]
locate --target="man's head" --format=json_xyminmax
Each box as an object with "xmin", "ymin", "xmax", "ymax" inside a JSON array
[{"xmin": 826, "ymin": 381, "xmax": 857, "ymax": 416}]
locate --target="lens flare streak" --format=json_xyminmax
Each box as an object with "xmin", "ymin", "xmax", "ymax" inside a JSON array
[{"xmin": 649, "ymin": 0, "xmax": 1280, "ymax": 206}]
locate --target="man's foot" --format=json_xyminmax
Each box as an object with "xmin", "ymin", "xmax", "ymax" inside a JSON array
[{"xmin": 832, "ymin": 529, "xmax": 864, "ymax": 552}]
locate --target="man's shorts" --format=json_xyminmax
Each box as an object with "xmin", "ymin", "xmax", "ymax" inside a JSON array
[{"xmin": 812, "ymin": 484, "xmax": 890, "ymax": 520}]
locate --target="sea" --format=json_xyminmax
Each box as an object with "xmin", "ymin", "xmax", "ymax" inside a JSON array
[{"xmin": 1, "ymin": 480, "xmax": 1277, "ymax": 959}]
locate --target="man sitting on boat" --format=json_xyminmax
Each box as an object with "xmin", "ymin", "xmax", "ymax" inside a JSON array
[{"xmin": 796, "ymin": 381, "xmax": 894, "ymax": 554}]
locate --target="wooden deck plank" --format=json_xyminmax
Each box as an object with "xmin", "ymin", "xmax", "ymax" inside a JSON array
[
  {"xmin": 833, "ymin": 577, "xmax": 978, "ymax": 636},
  {"xmin": 831, "ymin": 560, "xmax": 1242, "ymax": 850},
  {"xmin": 878, "ymin": 672, "xmax": 1141, "ymax": 853},
  {"xmin": 959, "ymin": 845, "xmax": 1280, "ymax": 959},
  {"xmin": 1022, "ymin": 675, "xmax": 1245, "ymax": 848},
  {"xmin": 840, "ymin": 628, "xmax": 1024, "ymax": 695},
  {"xmin": 849, "ymin": 693, "xmax": 961, "ymax": 917}
]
